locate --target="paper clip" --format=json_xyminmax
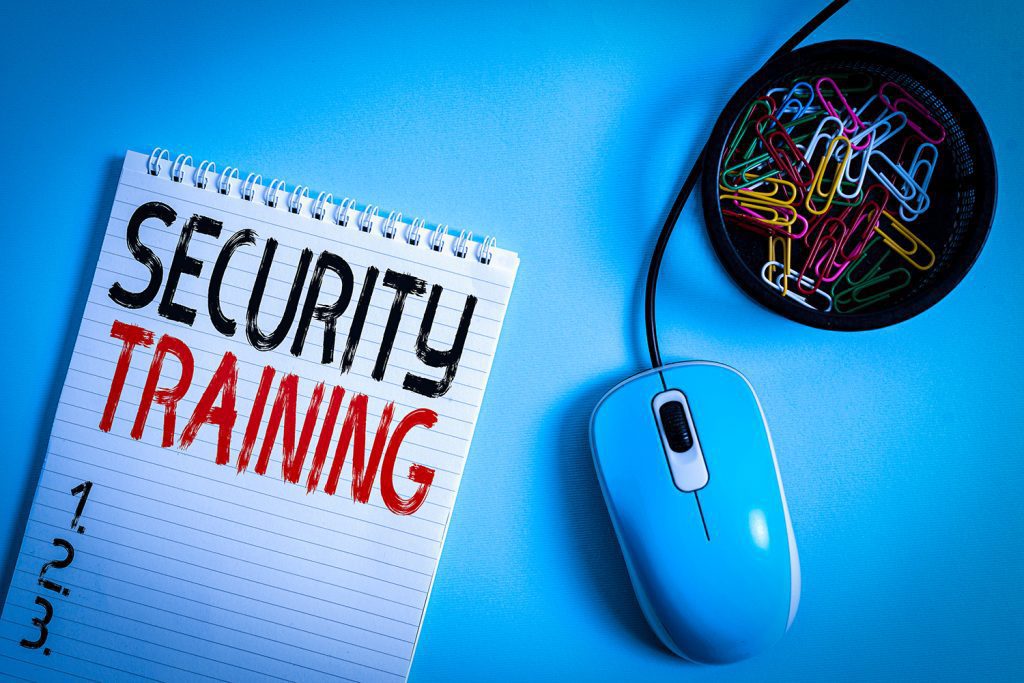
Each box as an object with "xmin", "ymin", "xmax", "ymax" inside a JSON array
[
  {"xmin": 874, "ymin": 210, "xmax": 936, "ymax": 270},
  {"xmin": 838, "ymin": 183, "xmax": 889, "ymax": 262},
  {"xmin": 837, "ymin": 131, "xmax": 878, "ymax": 200},
  {"xmin": 720, "ymin": 192, "xmax": 796, "ymax": 221},
  {"xmin": 795, "ymin": 220, "xmax": 839, "ymax": 294},
  {"xmin": 802, "ymin": 115, "xmax": 845, "ymax": 166},
  {"xmin": 724, "ymin": 97, "xmax": 776, "ymax": 169},
  {"xmin": 852, "ymin": 94, "xmax": 884, "ymax": 127},
  {"xmin": 768, "ymin": 234, "xmax": 793, "ymax": 295},
  {"xmin": 802, "ymin": 217, "xmax": 848, "ymax": 290},
  {"xmin": 879, "ymin": 81, "xmax": 946, "ymax": 144},
  {"xmin": 734, "ymin": 175, "xmax": 799, "ymax": 205},
  {"xmin": 766, "ymin": 263, "xmax": 834, "ymax": 311},
  {"xmin": 832, "ymin": 238, "xmax": 912, "ymax": 313},
  {"xmin": 899, "ymin": 142, "xmax": 938, "ymax": 222},
  {"xmin": 815, "ymin": 77, "xmax": 862, "ymax": 135},
  {"xmin": 838, "ymin": 237, "xmax": 891, "ymax": 287},
  {"xmin": 721, "ymin": 195, "xmax": 799, "ymax": 233},
  {"xmin": 758, "ymin": 115, "xmax": 815, "ymax": 188},
  {"xmin": 776, "ymin": 82, "xmax": 816, "ymax": 122},
  {"xmin": 721, "ymin": 154, "xmax": 781, "ymax": 191},
  {"xmin": 849, "ymin": 108, "xmax": 907, "ymax": 150},
  {"xmin": 866, "ymin": 150, "xmax": 929, "ymax": 217},
  {"xmin": 806, "ymin": 135, "xmax": 852, "ymax": 215}
]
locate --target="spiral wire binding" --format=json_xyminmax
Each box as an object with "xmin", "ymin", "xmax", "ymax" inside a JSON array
[
  {"xmin": 478, "ymin": 235, "xmax": 496, "ymax": 265},
  {"xmin": 337, "ymin": 198, "xmax": 357, "ymax": 227},
  {"xmin": 147, "ymin": 148, "xmax": 169, "ymax": 176},
  {"xmin": 265, "ymin": 179, "xmax": 286, "ymax": 208},
  {"xmin": 242, "ymin": 173, "xmax": 261, "ymax": 201},
  {"xmin": 288, "ymin": 186, "xmax": 309, "ymax": 214},
  {"xmin": 408, "ymin": 217, "xmax": 426, "ymax": 246},
  {"xmin": 172, "ymin": 154, "xmax": 191, "ymax": 182},
  {"xmin": 145, "ymin": 147, "xmax": 499, "ymax": 265},
  {"xmin": 219, "ymin": 167, "xmax": 239, "ymax": 195},
  {"xmin": 383, "ymin": 211, "xmax": 402, "ymax": 239},
  {"xmin": 313, "ymin": 192, "xmax": 333, "ymax": 220},
  {"xmin": 194, "ymin": 161, "xmax": 216, "ymax": 190},
  {"xmin": 430, "ymin": 224, "xmax": 449, "ymax": 252},
  {"xmin": 358, "ymin": 205, "xmax": 379, "ymax": 233},
  {"xmin": 454, "ymin": 230, "xmax": 472, "ymax": 258}
]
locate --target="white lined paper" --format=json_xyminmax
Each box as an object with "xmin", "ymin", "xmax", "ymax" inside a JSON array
[{"xmin": 0, "ymin": 151, "xmax": 518, "ymax": 682}]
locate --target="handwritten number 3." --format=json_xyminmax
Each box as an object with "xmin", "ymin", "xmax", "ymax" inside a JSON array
[{"xmin": 19, "ymin": 596, "xmax": 53, "ymax": 650}]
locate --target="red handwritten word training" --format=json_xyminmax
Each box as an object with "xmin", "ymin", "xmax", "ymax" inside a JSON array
[{"xmin": 99, "ymin": 320, "xmax": 438, "ymax": 516}]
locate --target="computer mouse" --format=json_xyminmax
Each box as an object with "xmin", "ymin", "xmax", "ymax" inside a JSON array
[{"xmin": 589, "ymin": 360, "xmax": 800, "ymax": 664}]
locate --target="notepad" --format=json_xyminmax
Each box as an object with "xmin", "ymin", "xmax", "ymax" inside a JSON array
[{"xmin": 0, "ymin": 149, "xmax": 519, "ymax": 682}]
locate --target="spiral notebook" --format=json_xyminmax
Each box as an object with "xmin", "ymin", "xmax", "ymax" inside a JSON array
[{"xmin": 0, "ymin": 149, "xmax": 519, "ymax": 682}]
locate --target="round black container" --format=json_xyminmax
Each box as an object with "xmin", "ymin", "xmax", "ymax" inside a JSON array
[{"xmin": 701, "ymin": 40, "xmax": 996, "ymax": 330}]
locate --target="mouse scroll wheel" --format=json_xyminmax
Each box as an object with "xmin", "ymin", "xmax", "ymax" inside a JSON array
[{"xmin": 658, "ymin": 401, "xmax": 694, "ymax": 453}]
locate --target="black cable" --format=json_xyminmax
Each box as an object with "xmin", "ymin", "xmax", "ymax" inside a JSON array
[{"xmin": 643, "ymin": 0, "xmax": 851, "ymax": 368}]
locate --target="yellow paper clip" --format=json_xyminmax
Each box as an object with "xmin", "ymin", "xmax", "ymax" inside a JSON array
[
  {"xmin": 805, "ymin": 135, "xmax": 851, "ymax": 216},
  {"xmin": 874, "ymin": 211, "xmax": 936, "ymax": 270}
]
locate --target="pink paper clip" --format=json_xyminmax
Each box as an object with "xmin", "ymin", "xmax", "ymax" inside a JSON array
[
  {"xmin": 798, "ymin": 218, "xmax": 846, "ymax": 294},
  {"xmin": 815, "ymin": 77, "xmax": 862, "ymax": 135},
  {"xmin": 879, "ymin": 81, "xmax": 946, "ymax": 144}
]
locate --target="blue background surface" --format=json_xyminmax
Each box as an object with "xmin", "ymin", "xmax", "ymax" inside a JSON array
[{"xmin": 1, "ymin": 0, "xmax": 1022, "ymax": 680}]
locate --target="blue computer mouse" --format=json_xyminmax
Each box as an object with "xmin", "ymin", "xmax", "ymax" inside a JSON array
[{"xmin": 589, "ymin": 360, "xmax": 800, "ymax": 664}]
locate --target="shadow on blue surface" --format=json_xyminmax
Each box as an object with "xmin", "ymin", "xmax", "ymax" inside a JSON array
[
  {"xmin": 0, "ymin": 156, "xmax": 123, "ymax": 612},
  {"xmin": 557, "ymin": 370, "xmax": 684, "ymax": 663}
]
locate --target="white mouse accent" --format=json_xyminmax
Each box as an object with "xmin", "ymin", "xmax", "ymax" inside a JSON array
[{"xmin": 651, "ymin": 390, "xmax": 709, "ymax": 492}]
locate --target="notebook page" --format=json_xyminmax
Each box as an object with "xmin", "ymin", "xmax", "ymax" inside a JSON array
[{"xmin": 0, "ymin": 150, "xmax": 519, "ymax": 682}]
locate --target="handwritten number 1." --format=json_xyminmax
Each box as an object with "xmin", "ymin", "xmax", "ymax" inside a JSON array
[{"xmin": 70, "ymin": 481, "xmax": 92, "ymax": 533}]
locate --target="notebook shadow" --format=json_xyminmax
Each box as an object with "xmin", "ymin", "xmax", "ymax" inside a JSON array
[
  {"xmin": 556, "ymin": 371, "xmax": 681, "ymax": 662},
  {"xmin": 0, "ymin": 155, "xmax": 123, "ymax": 609}
]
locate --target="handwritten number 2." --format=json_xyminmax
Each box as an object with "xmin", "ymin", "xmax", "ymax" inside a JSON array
[
  {"xmin": 37, "ymin": 538, "xmax": 75, "ymax": 598},
  {"xmin": 39, "ymin": 539, "xmax": 74, "ymax": 578},
  {"xmin": 19, "ymin": 596, "xmax": 53, "ymax": 653},
  {"xmin": 70, "ymin": 481, "xmax": 93, "ymax": 533}
]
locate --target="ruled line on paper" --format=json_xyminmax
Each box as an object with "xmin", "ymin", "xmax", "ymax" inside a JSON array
[
  {"xmin": 7, "ymin": 563, "xmax": 417, "ymax": 661},
  {"xmin": 11, "ymin": 542, "xmax": 419, "ymax": 651},
  {"xmin": 4, "ymin": 594, "xmax": 378, "ymax": 683}
]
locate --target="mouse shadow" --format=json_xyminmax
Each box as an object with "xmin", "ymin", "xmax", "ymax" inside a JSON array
[
  {"xmin": 557, "ymin": 371, "xmax": 681, "ymax": 662},
  {"xmin": 0, "ymin": 155, "xmax": 122, "ymax": 609}
]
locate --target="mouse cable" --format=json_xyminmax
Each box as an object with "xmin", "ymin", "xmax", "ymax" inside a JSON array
[{"xmin": 643, "ymin": 0, "xmax": 851, "ymax": 369}]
